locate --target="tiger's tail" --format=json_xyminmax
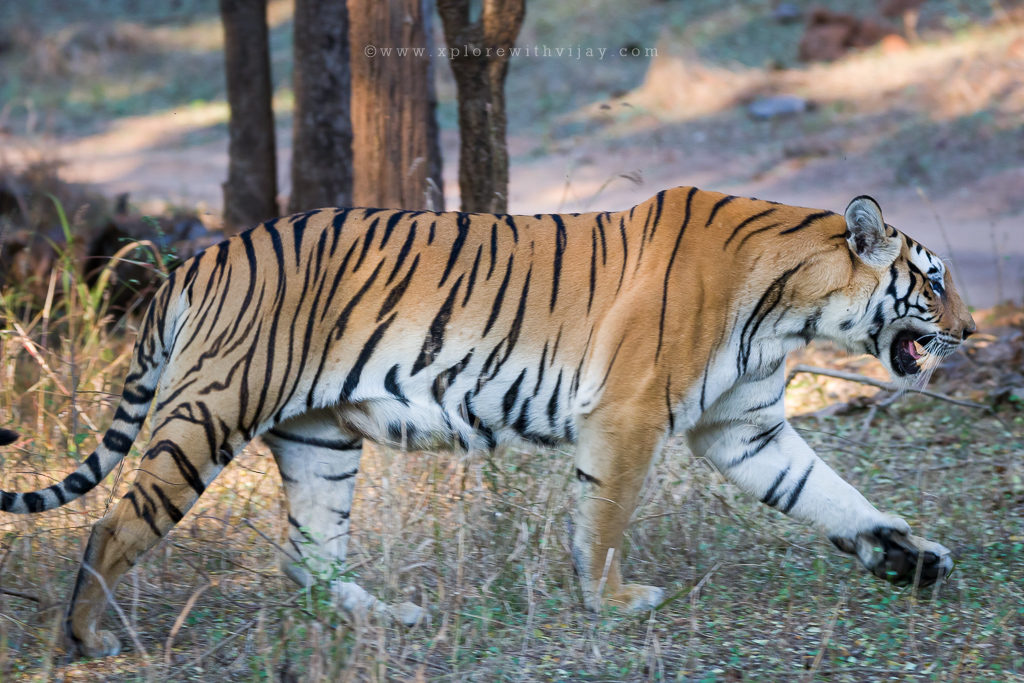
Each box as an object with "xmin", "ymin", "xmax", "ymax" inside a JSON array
[{"xmin": 0, "ymin": 283, "xmax": 182, "ymax": 514}]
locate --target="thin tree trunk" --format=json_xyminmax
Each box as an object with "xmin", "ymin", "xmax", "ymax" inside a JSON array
[
  {"xmin": 289, "ymin": 0, "xmax": 353, "ymax": 213},
  {"xmin": 219, "ymin": 0, "xmax": 278, "ymax": 232},
  {"xmin": 349, "ymin": 0, "xmax": 443, "ymax": 210},
  {"xmin": 437, "ymin": 0, "xmax": 524, "ymax": 213}
]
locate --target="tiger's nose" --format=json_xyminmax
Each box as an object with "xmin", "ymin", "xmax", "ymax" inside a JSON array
[{"xmin": 961, "ymin": 318, "xmax": 976, "ymax": 340}]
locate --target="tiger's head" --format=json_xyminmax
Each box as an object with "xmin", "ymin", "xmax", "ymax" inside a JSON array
[{"xmin": 821, "ymin": 195, "xmax": 975, "ymax": 388}]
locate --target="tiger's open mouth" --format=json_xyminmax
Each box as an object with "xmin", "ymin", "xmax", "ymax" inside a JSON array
[{"xmin": 890, "ymin": 330, "xmax": 935, "ymax": 376}]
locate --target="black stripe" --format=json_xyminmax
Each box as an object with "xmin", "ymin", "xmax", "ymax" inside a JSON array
[
  {"xmin": 483, "ymin": 254, "xmax": 514, "ymax": 336},
  {"xmin": 705, "ymin": 195, "xmax": 737, "ymax": 227},
  {"xmin": 85, "ymin": 451, "xmax": 102, "ymax": 482},
  {"xmin": 1, "ymin": 491, "xmax": 16, "ymax": 511},
  {"xmin": 268, "ymin": 428, "xmax": 362, "ymax": 451},
  {"xmin": 413, "ymin": 275, "xmax": 464, "ymax": 375},
  {"xmin": 488, "ymin": 222, "xmax": 498, "ymax": 279},
  {"xmin": 647, "ymin": 189, "xmax": 666, "ymax": 242},
  {"xmin": 745, "ymin": 385, "xmax": 786, "ymax": 413},
  {"xmin": 547, "ymin": 370, "xmax": 562, "ymax": 427},
  {"xmin": 152, "ymin": 484, "xmax": 184, "ymax": 523},
  {"xmin": 781, "ymin": 463, "xmax": 814, "ymax": 513},
  {"xmin": 533, "ymin": 341, "xmax": 548, "ymax": 396},
  {"xmin": 734, "ymin": 222, "xmax": 782, "ymax": 253},
  {"xmin": 550, "ymin": 215, "xmax": 567, "ymax": 311},
  {"xmin": 665, "ymin": 375, "xmax": 675, "ymax": 432},
  {"xmin": 617, "ymin": 216, "xmax": 628, "ymax": 293},
  {"xmin": 321, "ymin": 239, "xmax": 361, "ymax": 322},
  {"xmin": 135, "ymin": 485, "xmax": 164, "ymax": 537},
  {"xmin": 122, "ymin": 384, "xmax": 155, "ymax": 405},
  {"xmin": 384, "ymin": 365, "xmax": 410, "ymax": 405},
  {"xmin": 761, "ymin": 466, "xmax": 790, "ymax": 507},
  {"xmin": 588, "ymin": 228, "xmax": 597, "ymax": 313},
  {"xmin": 598, "ymin": 336, "xmax": 626, "ymax": 390},
  {"xmin": 501, "ymin": 267, "xmax": 532, "ymax": 362},
  {"xmin": 113, "ymin": 404, "xmax": 145, "ymax": 425},
  {"xmin": 432, "ymin": 351, "xmax": 474, "ymax": 404},
  {"xmin": 636, "ymin": 204, "xmax": 652, "ymax": 267},
  {"xmin": 385, "ymin": 220, "xmax": 418, "ymax": 285},
  {"xmin": 737, "ymin": 267, "xmax": 799, "ymax": 375},
  {"xmin": 329, "ymin": 209, "xmax": 349, "ymax": 256},
  {"xmin": 462, "ymin": 245, "xmax": 482, "ymax": 307},
  {"xmin": 102, "ymin": 429, "xmax": 134, "ymax": 454},
  {"xmin": 292, "ymin": 210, "xmax": 315, "ymax": 267},
  {"xmin": 723, "ymin": 208, "xmax": 777, "ymax": 250},
  {"xmin": 24, "ymin": 492, "xmax": 45, "ymax": 513},
  {"xmin": 328, "ymin": 507, "xmax": 351, "ymax": 523},
  {"xmin": 48, "ymin": 484, "xmax": 66, "ymax": 506},
  {"xmin": 439, "ymin": 213, "xmax": 471, "ymax": 287},
  {"xmin": 288, "ymin": 513, "xmax": 306, "ymax": 531},
  {"xmin": 64, "ymin": 472, "xmax": 94, "ymax": 494},
  {"xmin": 322, "ymin": 468, "xmax": 359, "ymax": 482},
  {"xmin": 503, "ymin": 369, "xmax": 527, "ymax": 423},
  {"xmin": 341, "ymin": 313, "xmax": 399, "ymax": 400},
  {"xmin": 150, "ymin": 439, "xmax": 206, "ymax": 496},
  {"xmin": 378, "ymin": 253, "xmax": 421, "ymax": 321},
  {"xmin": 463, "ymin": 391, "xmax": 496, "ymax": 449},
  {"xmin": 503, "ymin": 215, "xmax": 519, "ymax": 243},
  {"xmin": 656, "ymin": 187, "xmax": 697, "ymax": 359},
  {"xmin": 353, "ymin": 217, "xmax": 380, "ymax": 272},
  {"xmin": 380, "ymin": 211, "xmax": 404, "ymax": 249},
  {"xmin": 779, "ymin": 210, "xmax": 834, "ymax": 235},
  {"xmin": 732, "ymin": 422, "xmax": 785, "ymax": 466}
]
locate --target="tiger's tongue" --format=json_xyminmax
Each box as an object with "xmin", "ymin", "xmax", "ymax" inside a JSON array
[{"xmin": 904, "ymin": 339, "xmax": 922, "ymax": 359}]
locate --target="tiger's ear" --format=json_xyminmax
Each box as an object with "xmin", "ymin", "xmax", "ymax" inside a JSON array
[{"xmin": 844, "ymin": 195, "xmax": 899, "ymax": 268}]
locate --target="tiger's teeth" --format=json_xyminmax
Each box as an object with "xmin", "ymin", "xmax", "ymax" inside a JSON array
[{"xmin": 913, "ymin": 340, "xmax": 925, "ymax": 357}]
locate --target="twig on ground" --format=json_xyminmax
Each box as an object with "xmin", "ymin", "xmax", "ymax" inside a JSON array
[
  {"xmin": 656, "ymin": 561, "xmax": 721, "ymax": 612},
  {"xmin": 802, "ymin": 586, "xmax": 846, "ymax": 682},
  {"xmin": 0, "ymin": 587, "xmax": 40, "ymax": 602},
  {"xmin": 787, "ymin": 364, "xmax": 989, "ymax": 411},
  {"xmin": 164, "ymin": 580, "xmax": 215, "ymax": 665}
]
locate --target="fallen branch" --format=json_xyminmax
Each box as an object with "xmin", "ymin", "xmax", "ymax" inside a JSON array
[
  {"xmin": 0, "ymin": 587, "xmax": 40, "ymax": 602},
  {"xmin": 787, "ymin": 364, "xmax": 989, "ymax": 411}
]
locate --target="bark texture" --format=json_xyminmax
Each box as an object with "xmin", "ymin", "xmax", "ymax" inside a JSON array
[
  {"xmin": 350, "ymin": 0, "xmax": 444, "ymax": 210},
  {"xmin": 219, "ymin": 0, "xmax": 278, "ymax": 232},
  {"xmin": 437, "ymin": 0, "xmax": 525, "ymax": 213},
  {"xmin": 289, "ymin": 0, "xmax": 353, "ymax": 212}
]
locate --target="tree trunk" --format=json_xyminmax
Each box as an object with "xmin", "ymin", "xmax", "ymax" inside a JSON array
[
  {"xmin": 349, "ymin": 0, "xmax": 444, "ymax": 210},
  {"xmin": 219, "ymin": 0, "xmax": 278, "ymax": 232},
  {"xmin": 289, "ymin": 0, "xmax": 353, "ymax": 213},
  {"xmin": 437, "ymin": 0, "xmax": 524, "ymax": 214}
]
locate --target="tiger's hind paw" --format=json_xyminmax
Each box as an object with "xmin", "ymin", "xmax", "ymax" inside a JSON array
[
  {"xmin": 69, "ymin": 628, "xmax": 121, "ymax": 659},
  {"xmin": 586, "ymin": 583, "xmax": 664, "ymax": 612},
  {"xmin": 391, "ymin": 600, "xmax": 429, "ymax": 626}
]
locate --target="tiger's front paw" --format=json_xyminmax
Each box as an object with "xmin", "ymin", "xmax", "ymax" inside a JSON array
[{"xmin": 833, "ymin": 526, "xmax": 953, "ymax": 587}]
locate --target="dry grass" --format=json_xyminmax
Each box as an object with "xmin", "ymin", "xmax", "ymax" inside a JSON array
[
  {"xmin": 0, "ymin": 1, "xmax": 1022, "ymax": 679},
  {"xmin": 1, "ymin": 229, "xmax": 1022, "ymax": 681}
]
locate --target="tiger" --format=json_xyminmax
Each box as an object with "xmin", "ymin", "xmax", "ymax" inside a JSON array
[{"xmin": 0, "ymin": 187, "xmax": 974, "ymax": 658}]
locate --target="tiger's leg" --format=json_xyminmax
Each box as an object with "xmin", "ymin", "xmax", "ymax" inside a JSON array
[
  {"xmin": 262, "ymin": 411, "xmax": 423, "ymax": 625},
  {"xmin": 572, "ymin": 407, "xmax": 666, "ymax": 612},
  {"xmin": 688, "ymin": 419, "xmax": 953, "ymax": 585},
  {"xmin": 65, "ymin": 410, "xmax": 242, "ymax": 657}
]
